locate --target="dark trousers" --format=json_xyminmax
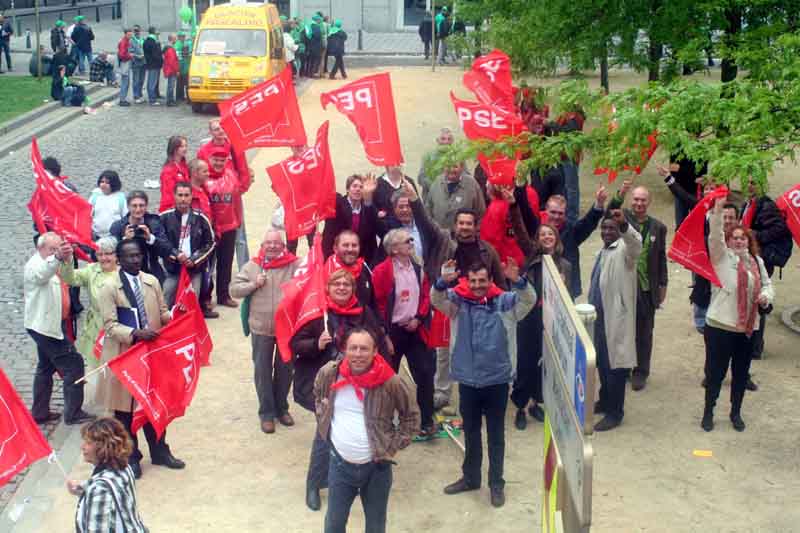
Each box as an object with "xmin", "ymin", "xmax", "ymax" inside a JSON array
[
  {"xmin": 422, "ymin": 39, "xmax": 431, "ymax": 59},
  {"xmin": 325, "ymin": 447, "xmax": 393, "ymax": 533},
  {"xmin": 251, "ymin": 334, "xmax": 293, "ymax": 421},
  {"xmin": 27, "ymin": 326, "xmax": 85, "ymax": 422},
  {"xmin": 176, "ymin": 72, "xmax": 187, "ymax": 101},
  {"xmin": 459, "ymin": 382, "xmax": 508, "ymax": 489},
  {"xmin": 703, "ymin": 325, "xmax": 754, "ymax": 413},
  {"xmin": 329, "ymin": 54, "xmax": 346, "ymax": 78},
  {"xmin": 388, "ymin": 326, "xmax": 434, "ymax": 429},
  {"xmin": 595, "ymin": 313, "xmax": 629, "ymax": 421},
  {"xmin": 307, "ymin": 53, "xmax": 321, "ymax": 77},
  {"xmin": 307, "ymin": 431, "xmax": 331, "ymax": 491},
  {"xmin": 511, "ymin": 310, "xmax": 543, "ymax": 409},
  {"xmin": 634, "ymin": 289, "xmax": 656, "ymax": 378},
  {"xmin": 0, "ymin": 40, "xmax": 11, "ymax": 70},
  {"xmin": 674, "ymin": 194, "xmax": 692, "ymax": 230},
  {"xmin": 215, "ymin": 229, "xmax": 237, "ymax": 303},
  {"xmin": 114, "ymin": 409, "xmax": 169, "ymax": 464},
  {"xmin": 286, "ymin": 231, "xmax": 314, "ymax": 255}
]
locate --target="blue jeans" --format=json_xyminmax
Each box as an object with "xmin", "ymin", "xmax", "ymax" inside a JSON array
[
  {"xmin": 146, "ymin": 68, "xmax": 160, "ymax": 103},
  {"xmin": 324, "ymin": 448, "xmax": 393, "ymax": 533},
  {"xmin": 132, "ymin": 64, "xmax": 145, "ymax": 99},
  {"xmin": 166, "ymin": 75, "xmax": 177, "ymax": 104},
  {"xmin": 78, "ymin": 49, "xmax": 92, "ymax": 74},
  {"xmin": 693, "ymin": 304, "xmax": 707, "ymax": 332},
  {"xmin": 562, "ymin": 160, "xmax": 580, "ymax": 225},
  {"xmin": 119, "ymin": 72, "xmax": 130, "ymax": 102},
  {"xmin": 0, "ymin": 40, "xmax": 11, "ymax": 70}
]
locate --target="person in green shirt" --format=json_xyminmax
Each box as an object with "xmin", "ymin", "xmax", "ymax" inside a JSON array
[
  {"xmin": 174, "ymin": 31, "xmax": 192, "ymax": 102},
  {"xmin": 319, "ymin": 14, "xmax": 329, "ymax": 76}
]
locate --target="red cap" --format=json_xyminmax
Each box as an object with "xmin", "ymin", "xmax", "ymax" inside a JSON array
[{"xmin": 209, "ymin": 146, "xmax": 229, "ymax": 158}]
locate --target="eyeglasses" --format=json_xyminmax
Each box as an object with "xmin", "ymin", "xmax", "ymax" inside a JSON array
[{"xmin": 403, "ymin": 237, "xmax": 414, "ymax": 244}]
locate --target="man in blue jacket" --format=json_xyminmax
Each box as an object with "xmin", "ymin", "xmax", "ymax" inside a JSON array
[{"xmin": 431, "ymin": 258, "xmax": 535, "ymax": 508}]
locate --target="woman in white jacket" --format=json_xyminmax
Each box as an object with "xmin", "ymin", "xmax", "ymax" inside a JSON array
[{"xmin": 702, "ymin": 197, "xmax": 774, "ymax": 432}]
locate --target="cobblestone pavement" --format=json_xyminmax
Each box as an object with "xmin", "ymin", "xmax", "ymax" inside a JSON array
[{"xmin": 0, "ymin": 101, "xmax": 211, "ymax": 513}]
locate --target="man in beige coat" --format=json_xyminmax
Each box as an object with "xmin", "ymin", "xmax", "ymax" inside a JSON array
[
  {"xmin": 587, "ymin": 208, "xmax": 642, "ymax": 432},
  {"xmin": 230, "ymin": 229, "xmax": 300, "ymax": 434},
  {"xmin": 97, "ymin": 238, "xmax": 184, "ymax": 478},
  {"xmin": 424, "ymin": 162, "xmax": 486, "ymax": 231}
]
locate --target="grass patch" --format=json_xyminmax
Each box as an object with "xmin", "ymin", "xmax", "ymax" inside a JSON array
[{"xmin": 0, "ymin": 76, "xmax": 53, "ymax": 123}]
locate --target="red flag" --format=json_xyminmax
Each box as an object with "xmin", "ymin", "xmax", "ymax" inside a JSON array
[
  {"xmin": 27, "ymin": 138, "xmax": 96, "ymax": 250},
  {"xmin": 776, "ymin": 184, "xmax": 800, "ymax": 247},
  {"xmin": 267, "ymin": 122, "xmax": 336, "ymax": 240},
  {"xmin": 275, "ymin": 234, "xmax": 327, "ymax": 363},
  {"xmin": 218, "ymin": 67, "xmax": 307, "ymax": 150},
  {"xmin": 477, "ymin": 152, "xmax": 520, "ymax": 187},
  {"xmin": 173, "ymin": 267, "xmax": 212, "ymax": 367},
  {"xmin": 108, "ymin": 312, "xmax": 201, "ymax": 438},
  {"xmin": 668, "ymin": 186, "xmax": 729, "ymax": 287},
  {"xmin": 320, "ymin": 72, "xmax": 404, "ymax": 166},
  {"xmin": 93, "ymin": 329, "xmax": 105, "ymax": 360},
  {"xmin": 451, "ymin": 92, "xmax": 527, "ymax": 141},
  {"xmin": 462, "ymin": 49, "xmax": 514, "ymax": 113},
  {"xmin": 594, "ymin": 131, "xmax": 658, "ymax": 182},
  {"xmin": 0, "ymin": 367, "xmax": 52, "ymax": 488},
  {"xmin": 480, "ymin": 198, "xmax": 526, "ymax": 268}
]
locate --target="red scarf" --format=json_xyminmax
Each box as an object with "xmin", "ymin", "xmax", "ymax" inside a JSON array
[
  {"xmin": 252, "ymin": 250, "xmax": 297, "ymax": 270},
  {"xmin": 452, "ymin": 276, "xmax": 505, "ymax": 304},
  {"xmin": 741, "ymin": 199, "xmax": 756, "ymax": 229},
  {"xmin": 331, "ymin": 354, "xmax": 395, "ymax": 401},
  {"xmin": 325, "ymin": 255, "xmax": 364, "ymax": 281},
  {"xmin": 326, "ymin": 294, "xmax": 363, "ymax": 316},
  {"xmin": 736, "ymin": 253, "xmax": 762, "ymax": 337}
]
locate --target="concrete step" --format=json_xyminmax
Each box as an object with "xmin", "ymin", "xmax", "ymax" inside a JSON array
[{"xmin": 0, "ymin": 85, "xmax": 118, "ymax": 160}]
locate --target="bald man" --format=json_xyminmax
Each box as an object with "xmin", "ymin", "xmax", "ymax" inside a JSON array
[
  {"xmin": 230, "ymin": 230, "xmax": 300, "ymax": 433},
  {"xmin": 622, "ymin": 186, "xmax": 668, "ymax": 391}
]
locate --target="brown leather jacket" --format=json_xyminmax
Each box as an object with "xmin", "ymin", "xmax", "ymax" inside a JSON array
[{"xmin": 314, "ymin": 360, "xmax": 420, "ymax": 462}]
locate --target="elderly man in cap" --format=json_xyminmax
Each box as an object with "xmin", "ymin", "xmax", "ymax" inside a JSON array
[{"xmin": 69, "ymin": 15, "xmax": 94, "ymax": 75}]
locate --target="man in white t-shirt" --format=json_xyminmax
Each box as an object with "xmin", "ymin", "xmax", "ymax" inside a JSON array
[{"xmin": 313, "ymin": 327, "xmax": 419, "ymax": 533}]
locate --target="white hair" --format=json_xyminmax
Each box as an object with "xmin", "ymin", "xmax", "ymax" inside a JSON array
[
  {"xmin": 383, "ymin": 228, "xmax": 410, "ymax": 255},
  {"xmin": 96, "ymin": 236, "xmax": 118, "ymax": 254},
  {"xmin": 36, "ymin": 231, "xmax": 60, "ymax": 249}
]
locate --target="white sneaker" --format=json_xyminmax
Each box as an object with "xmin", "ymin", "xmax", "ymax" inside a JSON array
[
  {"xmin": 143, "ymin": 179, "xmax": 160, "ymax": 189},
  {"xmin": 134, "ymin": 98, "xmax": 144, "ymax": 104}
]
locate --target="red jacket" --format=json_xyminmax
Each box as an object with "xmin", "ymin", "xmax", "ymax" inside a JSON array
[
  {"xmin": 162, "ymin": 45, "xmax": 179, "ymax": 77},
  {"xmin": 117, "ymin": 36, "xmax": 132, "ymax": 62},
  {"xmin": 371, "ymin": 256, "xmax": 431, "ymax": 331},
  {"xmin": 158, "ymin": 160, "xmax": 190, "ymax": 213},
  {"xmin": 206, "ymin": 163, "xmax": 250, "ymax": 236},
  {"xmin": 191, "ymin": 185, "xmax": 213, "ymax": 227},
  {"xmin": 480, "ymin": 198, "xmax": 525, "ymax": 268}
]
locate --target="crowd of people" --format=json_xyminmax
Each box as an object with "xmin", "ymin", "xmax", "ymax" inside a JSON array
[
  {"xmin": 21, "ymin": 90, "xmax": 792, "ymax": 531},
  {"xmin": 282, "ymin": 12, "xmax": 348, "ymax": 81}
]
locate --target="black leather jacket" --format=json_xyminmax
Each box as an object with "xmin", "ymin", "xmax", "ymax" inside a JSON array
[
  {"xmin": 159, "ymin": 208, "xmax": 216, "ymax": 275},
  {"xmin": 109, "ymin": 213, "xmax": 172, "ymax": 283}
]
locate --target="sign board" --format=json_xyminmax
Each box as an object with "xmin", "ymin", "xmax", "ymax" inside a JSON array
[
  {"xmin": 542, "ymin": 255, "xmax": 596, "ymax": 433},
  {"xmin": 542, "ymin": 415, "xmax": 564, "ymax": 533}
]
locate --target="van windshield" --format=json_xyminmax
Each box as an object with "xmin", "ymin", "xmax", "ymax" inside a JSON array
[{"xmin": 196, "ymin": 29, "xmax": 267, "ymax": 57}]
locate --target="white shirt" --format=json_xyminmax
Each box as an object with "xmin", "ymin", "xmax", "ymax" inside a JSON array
[
  {"xmin": 283, "ymin": 32, "xmax": 298, "ymax": 62},
  {"xmin": 90, "ymin": 190, "xmax": 128, "ymax": 239},
  {"xmin": 179, "ymin": 213, "xmax": 192, "ymax": 257},
  {"xmin": 330, "ymin": 384, "xmax": 373, "ymax": 464},
  {"xmin": 404, "ymin": 222, "xmax": 423, "ymax": 260}
]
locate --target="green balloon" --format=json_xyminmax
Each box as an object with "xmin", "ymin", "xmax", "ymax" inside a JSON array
[{"xmin": 179, "ymin": 6, "xmax": 193, "ymax": 23}]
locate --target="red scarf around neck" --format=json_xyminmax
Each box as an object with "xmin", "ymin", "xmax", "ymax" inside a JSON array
[
  {"xmin": 252, "ymin": 250, "xmax": 297, "ymax": 270},
  {"xmin": 741, "ymin": 199, "xmax": 757, "ymax": 229},
  {"xmin": 331, "ymin": 354, "xmax": 395, "ymax": 401},
  {"xmin": 326, "ymin": 294, "xmax": 363, "ymax": 316},
  {"xmin": 325, "ymin": 254, "xmax": 364, "ymax": 281},
  {"xmin": 452, "ymin": 276, "xmax": 505, "ymax": 304},
  {"xmin": 736, "ymin": 253, "xmax": 762, "ymax": 337}
]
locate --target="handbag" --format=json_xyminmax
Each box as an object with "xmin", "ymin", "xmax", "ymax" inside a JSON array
[{"xmin": 240, "ymin": 294, "xmax": 252, "ymax": 336}]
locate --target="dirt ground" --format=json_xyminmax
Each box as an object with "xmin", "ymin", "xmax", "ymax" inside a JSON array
[{"xmin": 35, "ymin": 67, "xmax": 800, "ymax": 532}]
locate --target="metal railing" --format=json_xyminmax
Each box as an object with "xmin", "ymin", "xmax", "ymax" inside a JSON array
[{"xmin": 3, "ymin": 0, "xmax": 121, "ymax": 36}]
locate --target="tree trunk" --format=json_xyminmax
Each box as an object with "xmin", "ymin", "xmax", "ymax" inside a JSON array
[
  {"xmin": 600, "ymin": 45, "xmax": 609, "ymax": 93},
  {"xmin": 720, "ymin": 7, "xmax": 742, "ymax": 83},
  {"xmin": 648, "ymin": 40, "xmax": 662, "ymax": 81}
]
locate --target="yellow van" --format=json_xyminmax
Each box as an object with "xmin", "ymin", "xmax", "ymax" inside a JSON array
[{"xmin": 188, "ymin": 1, "xmax": 286, "ymax": 112}]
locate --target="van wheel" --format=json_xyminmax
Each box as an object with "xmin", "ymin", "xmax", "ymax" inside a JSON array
[{"xmin": 191, "ymin": 103, "xmax": 203, "ymax": 113}]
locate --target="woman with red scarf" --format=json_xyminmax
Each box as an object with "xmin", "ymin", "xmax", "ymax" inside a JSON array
[
  {"xmin": 158, "ymin": 135, "xmax": 189, "ymax": 213},
  {"xmin": 702, "ymin": 198, "xmax": 774, "ymax": 432},
  {"xmin": 290, "ymin": 269, "xmax": 389, "ymax": 512},
  {"xmin": 207, "ymin": 147, "xmax": 252, "ymax": 307}
]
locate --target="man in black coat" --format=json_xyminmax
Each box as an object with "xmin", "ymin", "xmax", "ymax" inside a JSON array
[
  {"xmin": 109, "ymin": 190, "xmax": 172, "ymax": 284},
  {"xmin": 418, "ymin": 11, "xmax": 433, "ymax": 59},
  {"xmin": 326, "ymin": 20, "xmax": 347, "ymax": 80},
  {"xmin": 321, "ymin": 175, "xmax": 379, "ymax": 264},
  {"xmin": 143, "ymin": 27, "xmax": 163, "ymax": 105}
]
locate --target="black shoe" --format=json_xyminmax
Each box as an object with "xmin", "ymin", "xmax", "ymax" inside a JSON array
[
  {"xmin": 631, "ymin": 373, "xmax": 647, "ymax": 391},
  {"xmin": 490, "ymin": 486, "xmax": 505, "ymax": 507},
  {"xmin": 594, "ymin": 416, "xmax": 621, "ymax": 432},
  {"xmin": 119, "ymin": 101, "xmax": 131, "ymax": 107},
  {"xmin": 444, "ymin": 478, "xmax": 479, "ymax": 495},
  {"xmin": 152, "ymin": 451, "xmax": 185, "ymax": 469},
  {"xmin": 65, "ymin": 411, "xmax": 96, "ymax": 425},
  {"xmin": 306, "ymin": 486, "xmax": 321, "ymax": 511},
  {"xmin": 514, "ymin": 409, "xmax": 527, "ymax": 430},
  {"xmin": 33, "ymin": 412, "xmax": 61, "ymax": 424},
  {"xmin": 730, "ymin": 413, "xmax": 746, "ymax": 432},
  {"xmin": 528, "ymin": 404, "xmax": 545, "ymax": 422},
  {"xmin": 701, "ymin": 377, "xmax": 707, "ymax": 388},
  {"xmin": 701, "ymin": 410, "xmax": 714, "ymax": 432},
  {"xmin": 130, "ymin": 461, "xmax": 142, "ymax": 479},
  {"xmin": 745, "ymin": 378, "xmax": 758, "ymax": 392},
  {"xmin": 594, "ymin": 401, "xmax": 605, "ymax": 414},
  {"xmin": 751, "ymin": 352, "xmax": 762, "ymax": 360}
]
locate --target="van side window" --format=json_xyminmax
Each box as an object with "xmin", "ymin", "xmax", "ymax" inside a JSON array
[{"xmin": 271, "ymin": 27, "xmax": 283, "ymax": 59}]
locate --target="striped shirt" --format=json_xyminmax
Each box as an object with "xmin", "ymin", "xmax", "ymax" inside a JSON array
[{"xmin": 75, "ymin": 465, "xmax": 148, "ymax": 533}]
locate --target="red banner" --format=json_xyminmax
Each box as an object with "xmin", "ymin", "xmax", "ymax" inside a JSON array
[
  {"xmin": 108, "ymin": 312, "xmax": 202, "ymax": 438},
  {"xmin": 0, "ymin": 367, "xmax": 52, "ymax": 488},
  {"xmin": 668, "ymin": 186, "xmax": 729, "ymax": 287},
  {"xmin": 27, "ymin": 138, "xmax": 96, "ymax": 250},
  {"xmin": 451, "ymin": 92, "xmax": 527, "ymax": 141},
  {"xmin": 267, "ymin": 122, "xmax": 337, "ymax": 240},
  {"xmin": 776, "ymin": 184, "xmax": 800, "ymax": 248},
  {"xmin": 477, "ymin": 152, "xmax": 520, "ymax": 187},
  {"xmin": 218, "ymin": 67, "xmax": 307, "ymax": 150},
  {"xmin": 320, "ymin": 72, "xmax": 404, "ymax": 166},
  {"xmin": 93, "ymin": 329, "xmax": 105, "ymax": 360},
  {"xmin": 462, "ymin": 49, "xmax": 514, "ymax": 113},
  {"xmin": 172, "ymin": 267, "xmax": 212, "ymax": 367},
  {"xmin": 275, "ymin": 234, "xmax": 327, "ymax": 363}
]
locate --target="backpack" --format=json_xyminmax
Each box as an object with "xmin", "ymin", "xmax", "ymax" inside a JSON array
[{"xmin": 761, "ymin": 236, "xmax": 793, "ymax": 269}]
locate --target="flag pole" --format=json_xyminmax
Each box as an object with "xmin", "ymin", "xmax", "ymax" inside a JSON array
[
  {"xmin": 48, "ymin": 452, "xmax": 70, "ymax": 480},
  {"xmin": 74, "ymin": 363, "xmax": 109, "ymax": 385}
]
